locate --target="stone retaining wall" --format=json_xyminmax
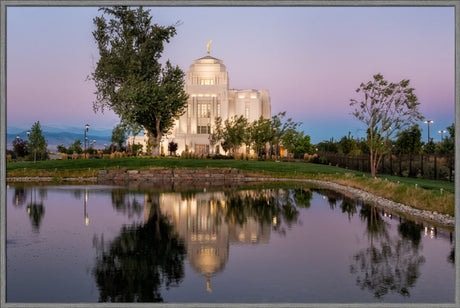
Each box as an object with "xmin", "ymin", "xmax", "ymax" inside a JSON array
[
  {"xmin": 98, "ymin": 169, "xmax": 245, "ymax": 189},
  {"xmin": 7, "ymin": 177, "xmax": 97, "ymax": 182}
]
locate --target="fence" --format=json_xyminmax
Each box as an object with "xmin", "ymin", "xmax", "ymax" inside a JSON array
[{"xmin": 316, "ymin": 153, "xmax": 455, "ymax": 182}]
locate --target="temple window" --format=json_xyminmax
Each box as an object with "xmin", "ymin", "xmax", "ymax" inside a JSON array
[
  {"xmin": 200, "ymin": 79, "xmax": 214, "ymax": 85},
  {"xmin": 197, "ymin": 126, "xmax": 211, "ymax": 134},
  {"xmin": 198, "ymin": 103, "xmax": 211, "ymax": 118}
]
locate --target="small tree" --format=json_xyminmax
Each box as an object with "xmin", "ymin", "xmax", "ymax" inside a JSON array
[
  {"xmin": 395, "ymin": 124, "xmax": 422, "ymax": 155},
  {"xmin": 111, "ymin": 124, "xmax": 127, "ymax": 152},
  {"xmin": 27, "ymin": 121, "xmax": 47, "ymax": 163},
  {"xmin": 13, "ymin": 138, "xmax": 29, "ymax": 158},
  {"xmin": 68, "ymin": 140, "xmax": 83, "ymax": 154},
  {"xmin": 271, "ymin": 111, "xmax": 300, "ymax": 159},
  {"xmin": 249, "ymin": 116, "xmax": 272, "ymax": 158},
  {"xmin": 57, "ymin": 144, "xmax": 67, "ymax": 154},
  {"xmin": 339, "ymin": 132, "xmax": 358, "ymax": 155},
  {"xmin": 209, "ymin": 117, "xmax": 223, "ymax": 155},
  {"xmin": 423, "ymin": 140, "xmax": 436, "ymax": 155},
  {"xmin": 292, "ymin": 132, "xmax": 314, "ymax": 158},
  {"xmin": 223, "ymin": 116, "xmax": 249, "ymax": 156},
  {"xmin": 438, "ymin": 123, "xmax": 455, "ymax": 154},
  {"xmin": 350, "ymin": 73, "xmax": 423, "ymax": 177},
  {"xmin": 168, "ymin": 141, "xmax": 178, "ymax": 156}
]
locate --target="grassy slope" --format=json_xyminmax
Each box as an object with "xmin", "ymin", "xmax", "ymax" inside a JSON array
[{"xmin": 6, "ymin": 157, "xmax": 455, "ymax": 216}]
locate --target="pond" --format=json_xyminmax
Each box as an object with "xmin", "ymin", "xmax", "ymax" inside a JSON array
[{"xmin": 6, "ymin": 183, "xmax": 455, "ymax": 303}]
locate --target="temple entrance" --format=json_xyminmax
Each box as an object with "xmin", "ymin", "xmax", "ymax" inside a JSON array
[{"xmin": 195, "ymin": 144, "xmax": 209, "ymax": 155}]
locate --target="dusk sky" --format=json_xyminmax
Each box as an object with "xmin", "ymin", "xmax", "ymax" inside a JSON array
[{"xmin": 6, "ymin": 5, "xmax": 455, "ymax": 144}]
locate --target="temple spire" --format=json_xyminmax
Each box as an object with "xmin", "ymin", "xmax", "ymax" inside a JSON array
[{"xmin": 207, "ymin": 40, "xmax": 212, "ymax": 56}]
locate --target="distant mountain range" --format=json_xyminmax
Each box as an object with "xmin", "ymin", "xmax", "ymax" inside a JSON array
[{"xmin": 6, "ymin": 125, "xmax": 113, "ymax": 152}]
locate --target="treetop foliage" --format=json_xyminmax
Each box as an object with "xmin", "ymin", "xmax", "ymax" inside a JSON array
[
  {"xmin": 350, "ymin": 73, "xmax": 423, "ymax": 177},
  {"xmin": 90, "ymin": 6, "xmax": 188, "ymax": 155},
  {"xmin": 350, "ymin": 73, "xmax": 423, "ymax": 139}
]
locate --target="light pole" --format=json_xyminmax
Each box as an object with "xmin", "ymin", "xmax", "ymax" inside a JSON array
[
  {"xmin": 424, "ymin": 120, "xmax": 434, "ymax": 143},
  {"xmin": 84, "ymin": 124, "xmax": 89, "ymax": 158},
  {"xmin": 438, "ymin": 130, "xmax": 446, "ymax": 141}
]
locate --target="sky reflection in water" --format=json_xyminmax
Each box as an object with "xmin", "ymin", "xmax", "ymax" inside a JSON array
[{"xmin": 6, "ymin": 184, "xmax": 455, "ymax": 303}]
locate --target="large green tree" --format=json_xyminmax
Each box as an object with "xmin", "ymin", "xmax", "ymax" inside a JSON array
[
  {"xmin": 27, "ymin": 121, "xmax": 47, "ymax": 163},
  {"xmin": 350, "ymin": 73, "xmax": 423, "ymax": 177},
  {"xmin": 91, "ymin": 6, "xmax": 188, "ymax": 156}
]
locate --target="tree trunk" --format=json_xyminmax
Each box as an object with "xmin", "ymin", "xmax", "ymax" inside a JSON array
[
  {"xmin": 369, "ymin": 148, "xmax": 376, "ymax": 178},
  {"xmin": 146, "ymin": 130, "xmax": 160, "ymax": 157},
  {"xmin": 154, "ymin": 117, "xmax": 162, "ymax": 156}
]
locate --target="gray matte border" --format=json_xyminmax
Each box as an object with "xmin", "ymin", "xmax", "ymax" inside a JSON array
[{"xmin": 0, "ymin": 0, "xmax": 458, "ymax": 307}]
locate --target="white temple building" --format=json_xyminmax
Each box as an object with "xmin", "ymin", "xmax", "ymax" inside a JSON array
[{"xmin": 127, "ymin": 44, "xmax": 271, "ymax": 155}]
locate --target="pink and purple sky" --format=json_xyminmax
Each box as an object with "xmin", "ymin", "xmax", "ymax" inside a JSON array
[{"xmin": 6, "ymin": 5, "xmax": 455, "ymax": 143}]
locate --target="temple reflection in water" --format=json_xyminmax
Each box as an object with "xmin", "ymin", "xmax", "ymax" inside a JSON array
[{"xmin": 143, "ymin": 190, "xmax": 273, "ymax": 291}]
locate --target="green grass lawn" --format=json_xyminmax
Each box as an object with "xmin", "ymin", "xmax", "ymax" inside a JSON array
[
  {"xmin": 6, "ymin": 157, "xmax": 455, "ymax": 216},
  {"xmin": 7, "ymin": 157, "xmax": 454, "ymax": 192}
]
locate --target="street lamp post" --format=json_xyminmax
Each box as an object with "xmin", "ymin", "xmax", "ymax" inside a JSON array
[
  {"xmin": 424, "ymin": 120, "xmax": 434, "ymax": 143},
  {"xmin": 438, "ymin": 130, "xmax": 446, "ymax": 141},
  {"xmin": 84, "ymin": 124, "xmax": 89, "ymax": 158}
]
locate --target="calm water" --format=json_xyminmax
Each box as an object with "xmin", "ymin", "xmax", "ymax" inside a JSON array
[{"xmin": 6, "ymin": 183, "xmax": 455, "ymax": 303}]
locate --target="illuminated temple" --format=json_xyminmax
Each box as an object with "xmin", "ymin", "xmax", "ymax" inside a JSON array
[{"xmin": 127, "ymin": 42, "xmax": 271, "ymax": 155}]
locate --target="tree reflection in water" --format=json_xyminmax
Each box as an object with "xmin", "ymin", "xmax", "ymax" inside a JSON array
[
  {"xmin": 12, "ymin": 186, "xmax": 28, "ymax": 207},
  {"xmin": 92, "ymin": 193, "xmax": 186, "ymax": 302},
  {"xmin": 90, "ymin": 186, "xmax": 437, "ymax": 301},
  {"xmin": 26, "ymin": 202, "xmax": 45, "ymax": 232},
  {"xmin": 448, "ymin": 248, "xmax": 455, "ymax": 264},
  {"xmin": 111, "ymin": 189, "xmax": 143, "ymax": 218},
  {"xmin": 350, "ymin": 204, "xmax": 425, "ymax": 299},
  {"xmin": 315, "ymin": 188, "xmax": 359, "ymax": 220},
  {"xmin": 223, "ymin": 188, "xmax": 304, "ymax": 236},
  {"xmin": 21, "ymin": 186, "xmax": 47, "ymax": 232}
]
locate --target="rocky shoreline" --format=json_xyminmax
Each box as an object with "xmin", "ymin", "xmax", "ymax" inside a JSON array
[
  {"xmin": 245, "ymin": 177, "xmax": 456, "ymax": 227},
  {"xmin": 6, "ymin": 175, "xmax": 456, "ymax": 227}
]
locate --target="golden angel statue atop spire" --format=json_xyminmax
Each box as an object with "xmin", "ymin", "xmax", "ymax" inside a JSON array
[{"xmin": 207, "ymin": 40, "xmax": 212, "ymax": 56}]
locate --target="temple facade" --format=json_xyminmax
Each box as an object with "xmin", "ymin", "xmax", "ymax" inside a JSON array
[{"xmin": 127, "ymin": 47, "xmax": 271, "ymax": 155}]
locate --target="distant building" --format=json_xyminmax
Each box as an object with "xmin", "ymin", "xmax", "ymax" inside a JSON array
[{"xmin": 127, "ymin": 46, "xmax": 271, "ymax": 155}]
